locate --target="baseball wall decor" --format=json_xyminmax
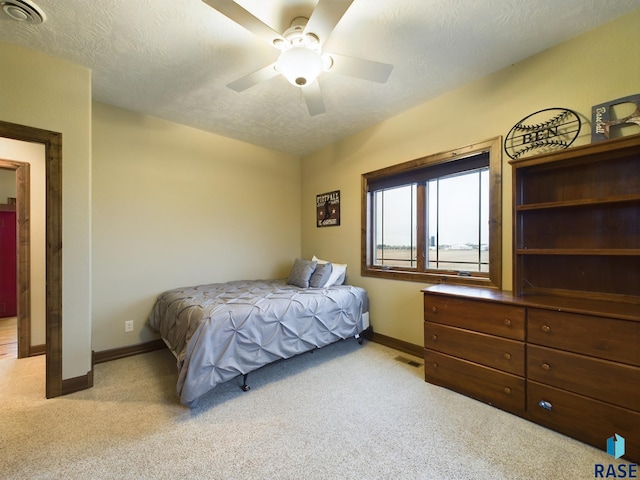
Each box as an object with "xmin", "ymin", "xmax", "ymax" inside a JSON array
[
  {"xmin": 316, "ymin": 190, "xmax": 340, "ymax": 227},
  {"xmin": 591, "ymin": 94, "xmax": 640, "ymax": 142},
  {"xmin": 504, "ymin": 108, "xmax": 581, "ymax": 160}
]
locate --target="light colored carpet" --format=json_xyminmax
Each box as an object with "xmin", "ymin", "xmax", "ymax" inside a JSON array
[{"xmin": 0, "ymin": 340, "xmax": 620, "ymax": 479}]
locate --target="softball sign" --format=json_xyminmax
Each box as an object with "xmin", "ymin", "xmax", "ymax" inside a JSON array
[{"xmin": 504, "ymin": 108, "xmax": 581, "ymax": 160}]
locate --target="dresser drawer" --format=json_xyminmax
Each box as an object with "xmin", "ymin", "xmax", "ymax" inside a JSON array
[
  {"xmin": 424, "ymin": 295, "xmax": 525, "ymax": 340},
  {"xmin": 528, "ymin": 309, "xmax": 640, "ymax": 366},
  {"xmin": 424, "ymin": 350, "xmax": 525, "ymax": 415},
  {"xmin": 528, "ymin": 381, "xmax": 640, "ymax": 463},
  {"xmin": 527, "ymin": 345, "xmax": 640, "ymax": 411},
  {"xmin": 424, "ymin": 322, "xmax": 524, "ymax": 375}
]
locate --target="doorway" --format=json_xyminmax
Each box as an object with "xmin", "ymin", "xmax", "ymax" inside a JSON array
[
  {"xmin": 0, "ymin": 167, "xmax": 17, "ymax": 358},
  {"xmin": 0, "ymin": 161, "xmax": 31, "ymax": 360},
  {"xmin": 0, "ymin": 120, "xmax": 62, "ymax": 398}
]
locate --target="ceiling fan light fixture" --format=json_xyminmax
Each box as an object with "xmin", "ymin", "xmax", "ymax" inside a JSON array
[
  {"xmin": 276, "ymin": 46, "xmax": 324, "ymax": 87},
  {"xmin": 322, "ymin": 54, "xmax": 334, "ymax": 71}
]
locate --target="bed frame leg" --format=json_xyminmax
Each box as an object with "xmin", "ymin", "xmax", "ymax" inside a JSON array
[
  {"xmin": 356, "ymin": 326, "xmax": 373, "ymax": 345},
  {"xmin": 240, "ymin": 374, "xmax": 250, "ymax": 392}
]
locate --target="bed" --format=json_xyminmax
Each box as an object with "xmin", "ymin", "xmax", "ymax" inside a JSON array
[{"xmin": 147, "ymin": 272, "xmax": 369, "ymax": 407}]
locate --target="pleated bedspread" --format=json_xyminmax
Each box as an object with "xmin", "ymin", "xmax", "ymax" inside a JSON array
[{"xmin": 147, "ymin": 279, "xmax": 369, "ymax": 406}]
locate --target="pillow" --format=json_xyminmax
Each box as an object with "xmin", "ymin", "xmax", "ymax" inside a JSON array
[
  {"xmin": 286, "ymin": 258, "xmax": 317, "ymax": 288},
  {"xmin": 309, "ymin": 262, "xmax": 332, "ymax": 288},
  {"xmin": 312, "ymin": 255, "xmax": 347, "ymax": 286}
]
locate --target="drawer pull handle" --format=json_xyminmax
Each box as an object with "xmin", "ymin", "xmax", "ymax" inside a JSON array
[
  {"xmin": 432, "ymin": 363, "xmax": 438, "ymax": 368},
  {"xmin": 431, "ymin": 306, "xmax": 437, "ymax": 313},
  {"xmin": 541, "ymin": 363, "xmax": 551, "ymax": 371},
  {"xmin": 431, "ymin": 334, "xmax": 438, "ymax": 341},
  {"xmin": 541, "ymin": 325, "xmax": 551, "ymax": 333},
  {"xmin": 503, "ymin": 352, "xmax": 511, "ymax": 360},
  {"xmin": 503, "ymin": 387, "xmax": 511, "ymax": 395},
  {"xmin": 538, "ymin": 400, "xmax": 553, "ymax": 411},
  {"xmin": 503, "ymin": 318, "xmax": 512, "ymax": 326}
]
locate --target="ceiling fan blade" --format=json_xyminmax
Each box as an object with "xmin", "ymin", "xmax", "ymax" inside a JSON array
[
  {"xmin": 202, "ymin": 0, "xmax": 284, "ymax": 47},
  {"xmin": 302, "ymin": 82, "xmax": 326, "ymax": 116},
  {"xmin": 327, "ymin": 54, "xmax": 393, "ymax": 83},
  {"xmin": 227, "ymin": 63, "xmax": 279, "ymax": 92},
  {"xmin": 304, "ymin": 0, "xmax": 354, "ymax": 47}
]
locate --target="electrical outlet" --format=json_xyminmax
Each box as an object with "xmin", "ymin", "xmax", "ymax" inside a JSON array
[{"xmin": 125, "ymin": 320, "xmax": 134, "ymax": 333}]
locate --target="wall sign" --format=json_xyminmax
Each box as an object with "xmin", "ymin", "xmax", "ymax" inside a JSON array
[
  {"xmin": 591, "ymin": 94, "xmax": 640, "ymax": 142},
  {"xmin": 504, "ymin": 108, "xmax": 581, "ymax": 160},
  {"xmin": 316, "ymin": 190, "xmax": 340, "ymax": 227}
]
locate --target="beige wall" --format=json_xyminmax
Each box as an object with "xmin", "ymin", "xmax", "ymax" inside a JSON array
[
  {"xmin": 0, "ymin": 168, "xmax": 16, "ymax": 199},
  {"xmin": 0, "ymin": 139, "xmax": 46, "ymax": 346},
  {"xmin": 300, "ymin": 10, "xmax": 640, "ymax": 347},
  {"xmin": 0, "ymin": 40, "xmax": 92, "ymax": 379},
  {"xmin": 91, "ymin": 102, "xmax": 300, "ymax": 351}
]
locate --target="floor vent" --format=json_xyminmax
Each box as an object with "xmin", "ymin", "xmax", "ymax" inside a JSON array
[{"xmin": 394, "ymin": 355, "xmax": 422, "ymax": 367}]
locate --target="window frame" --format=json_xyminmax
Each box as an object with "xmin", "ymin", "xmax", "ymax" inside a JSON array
[{"xmin": 361, "ymin": 137, "xmax": 502, "ymax": 288}]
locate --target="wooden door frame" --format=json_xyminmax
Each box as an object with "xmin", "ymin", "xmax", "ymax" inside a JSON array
[
  {"xmin": 0, "ymin": 160, "xmax": 30, "ymax": 358},
  {"xmin": 0, "ymin": 120, "xmax": 62, "ymax": 398}
]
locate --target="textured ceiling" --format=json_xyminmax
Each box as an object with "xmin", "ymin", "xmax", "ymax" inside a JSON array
[{"xmin": 1, "ymin": 0, "xmax": 639, "ymax": 156}]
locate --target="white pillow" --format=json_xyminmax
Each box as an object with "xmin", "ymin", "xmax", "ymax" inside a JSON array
[{"xmin": 312, "ymin": 255, "xmax": 347, "ymax": 287}]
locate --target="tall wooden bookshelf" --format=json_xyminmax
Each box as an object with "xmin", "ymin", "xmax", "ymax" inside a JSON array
[
  {"xmin": 422, "ymin": 135, "xmax": 640, "ymax": 462},
  {"xmin": 510, "ymin": 134, "xmax": 640, "ymax": 305}
]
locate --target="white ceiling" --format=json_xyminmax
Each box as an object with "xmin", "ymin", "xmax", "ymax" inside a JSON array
[{"xmin": 1, "ymin": 0, "xmax": 639, "ymax": 157}]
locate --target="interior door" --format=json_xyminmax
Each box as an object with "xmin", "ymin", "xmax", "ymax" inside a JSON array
[{"xmin": 0, "ymin": 209, "xmax": 17, "ymax": 318}]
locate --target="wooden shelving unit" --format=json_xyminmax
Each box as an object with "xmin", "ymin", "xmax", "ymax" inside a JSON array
[
  {"xmin": 422, "ymin": 135, "xmax": 640, "ymax": 462},
  {"xmin": 510, "ymin": 135, "xmax": 640, "ymax": 304}
]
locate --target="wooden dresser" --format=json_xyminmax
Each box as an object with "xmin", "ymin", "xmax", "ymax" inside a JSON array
[
  {"xmin": 423, "ymin": 291, "xmax": 526, "ymax": 416},
  {"xmin": 423, "ymin": 135, "xmax": 640, "ymax": 462}
]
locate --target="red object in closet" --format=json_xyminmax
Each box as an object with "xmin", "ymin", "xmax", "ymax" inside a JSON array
[{"xmin": 0, "ymin": 209, "xmax": 17, "ymax": 318}]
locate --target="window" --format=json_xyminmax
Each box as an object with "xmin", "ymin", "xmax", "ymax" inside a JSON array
[{"xmin": 361, "ymin": 137, "xmax": 502, "ymax": 288}]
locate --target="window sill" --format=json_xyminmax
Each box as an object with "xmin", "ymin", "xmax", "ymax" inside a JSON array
[{"xmin": 362, "ymin": 267, "xmax": 500, "ymax": 289}]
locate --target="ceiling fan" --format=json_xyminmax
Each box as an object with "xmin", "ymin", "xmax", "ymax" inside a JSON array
[{"xmin": 202, "ymin": 0, "xmax": 393, "ymax": 116}]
